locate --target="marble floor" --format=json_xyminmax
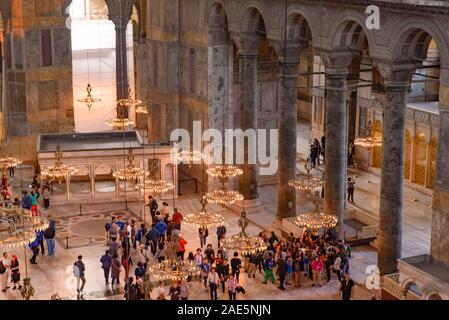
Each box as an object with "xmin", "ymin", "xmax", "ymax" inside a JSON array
[{"xmin": 0, "ymin": 122, "xmax": 434, "ymax": 300}]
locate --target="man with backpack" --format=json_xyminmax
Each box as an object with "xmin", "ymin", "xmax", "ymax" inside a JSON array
[
  {"xmin": 73, "ymin": 255, "xmax": 86, "ymax": 294},
  {"xmin": 146, "ymin": 196, "xmax": 158, "ymax": 222},
  {"xmin": 44, "ymin": 218, "xmax": 56, "ymax": 256}
]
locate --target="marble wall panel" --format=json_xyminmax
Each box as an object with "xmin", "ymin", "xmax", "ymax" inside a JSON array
[{"xmin": 25, "ymin": 30, "xmax": 41, "ymax": 69}]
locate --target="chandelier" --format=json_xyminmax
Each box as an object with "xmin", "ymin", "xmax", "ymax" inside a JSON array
[
  {"xmin": 184, "ymin": 196, "xmax": 224, "ymax": 229},
  {"xmin": 149, "ymin": 258, "xmax": 201, "ymax": 282},
  {"xmin": 287, "ymin": 197, "xmax": 338, "ymax": 230},
  {"xmin": 0, "ymin": 141, "xmax": 21, "ymax": 169},
  {"xmin": 0, "ymin": 206, "xmax": 49, "ymax": 248},
  {"xmin": 41, "ymin": 145, "xmax": 78, "ymax": 180},
  {"xmin": 105, "ymin": 118, "xmax": 135, "ymax": 130},
  {"xmin": 354, "ymin": 136, "xmax": 382, "ymax": 148},
  {"xmin": 205, "ymin": 188, "xmax": 243, "ymax": 205},
  {"xmin": 113, "ymin": 149, "xmax": 145, "ymax": 181},
  {"xmin": 77, "ymin": 83, "xmax": 101, "ymax": 111},
  {"xmin": 135, "ymin": 176, "xmax": 174, "ymax": 196},
  {"xmin": 289, "ymin": 158, "xmax": 323, "ymax": 195},
  {"xmin": 135, "ymin": 105, "xmax": 148, "ymax": 114},
  {"xmin": 116, "ymin": 85, "xmax": 142, "ymax": 108},
  {"xmin": 222, "ymin": 210, "xmax": 267, "ymax": 255},
  {"xmin": 207, "ymin": 165, "xmax": 243, "ymax": 183}
]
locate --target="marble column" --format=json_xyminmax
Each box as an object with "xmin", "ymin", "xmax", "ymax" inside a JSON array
[
  {"xmin": 114, "ymin": 24, "xmax": 129, "ymax": 119},
  {"xmin": 324, "ymin": 69, "xmax": 348, "ymax": 236},
  {"xmin": 276, "ymin": 57, "xmax": 299, "ymax": 219},
  {"xmin": 238, "ymin": 52, "xmax": 259, "ymax": 200},
  {"xmin": 430, "ymin": 68, "xmax": 449, "ymax": 267},
  {"xmin": 378, "ymin": 81, "xmax": 408, "ymax": 275}
]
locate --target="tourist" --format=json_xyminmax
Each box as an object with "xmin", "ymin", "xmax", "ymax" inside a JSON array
[
  {"xmin": 321, "ymin": 136, "xmax": 325, "ymax": 162},
  {"xmin": 36, "ymin": 229, "xmax": 45, "ymax": 256},
  {"xmin": 333, "ymin": 253, "xmax": 342, "ymax": 282},
  {"xmin": 0, "ymin": 252, "xmax": 11, "ymax": 292},
  {"xmin": 100, "ymin": 250, "xmax": 112, "ymax": 285},
  {"xmin": 42, "ymin": 185, "xmax": 50, "ymax": 210},
  {"xmin": 315, "ymin": 139, "xmax": 322, "ymax": 165},
  {"xmin": 347, "ymin": 177, "xmax": 355, "ymax": 203},
  {"xmin": 155, "ymin": 219, "xmax": 168, "ymax": 243},
  {"xmin": 277, "ymin": 256, "xmax": 286, "ymax": 290},
  {"xmin": 124, "ymin": 277, "xmax": 138, "ymax": 300},
  {"xmin": 134, "ymin": 223, "xmax": 146, "ymax": 248},
  {"xmin": 230, "ymin": 252, "xmax": 241, "ymax": 282},
  {"xmin": 137, "ymin": 244, "xmax": 149, "ymax": 270},
  {"xmin": 73, "ymin": 255, "xmax": 86, "ymax": 294},
  {"xmin": 168, "ymin": 281, "xmax": 181, "ymax": 300},
  {"xmin": 216, "ymin": 224, "xmax": 226, "ymax": 248},
  {"xmin": 268, "ymin": 231, "xmax": 279, "ymax": 247},
  {"xmin": 30, "ymin": 189, "xmax": 39, "ymax": 216},
  {"xmin": 155, "ymin": 242, "xmax": 167, "ymax": 263},
  {"xmin": 160, "ymin": 202, "xmax": 170, "ymax": 221},
  {"xmin": 134, "ymin": 262, "xmax": 146, "ymax": 280},
  {"xmin": 226, "ymin": 273, "xmax": 239, "ymax": 300},
  {"xmin": 217, "ymin": 258, "xmax": 230, "ymax": 293},
  {"xmin": 340, "ymin": 273, "xmax": 355, "ymax": 300},
  {"xmin": 145, "ymin": 224, "xmax": 160, "ymax": 255},
  {"xmin": 44, "ymin": 217, "xmax": 56, "ymax": 256},
  {"xmin": 121, "ymin": 231, "xmax": 131, "ymax": 257},
  {"xmin": 10, "ymin": 255, "xmax": 21, "ymax": 290},
  {"xmin": 198, "ymin": 226, "xmax": 208, "ymax": 249},
  {"xmin": 21, "ymin": 190, "xmax": 32, "ymax": 210},
  {"xmin": 325, "ymin": 250, "xmax": 334, "ymax": 282},
  {"xmin": 29, "ymin": 237, "xmax": 39, "ymax": 264},
  {"xmin": 204, "ymin": 243, "xmax": 215, "ymax": 264},
  {"xmin": 312, "ymin": 256, "xmax": 324, "ymax": 287},
  {"xmin": 194, "ymin": 248, "xmax": 203, "ymax": 268},
  {"xmin": 172, "ymin": 208, "xmax": 183, "ymax": 230},
  {"xmin": 207, "ymin": 267, "xmax": 220, "ymax": 300},
  {"xmin": 177, "ymin": 234, "xmax": 187, "ymax": 260},
  {"xmin": 180, "ymin": 279, "xmax": 189, "ymax": 300},
  {"xmin": 109, "ymin": 237, "xmax": 120, "ymax": 257},
  {"xmin": 286, "ymin": 256, "xmax": 293, "ymax": 285},
  {"xmin": 348, "ymin": 140, "xmax": 355, "ymax": 167},
  {"xmin": 121, "ymin": 252, "xmax": 132, "ymax": 281},
  {"xmin": 147, "ymin": 195, "xmax": 158, "ymax": 222},
  {"xmin": 156, "ymin": 281, "xmax": 166, "ymax": 300},
  {"xmin": 293, "ymin": 254, "xmax": 304, "ymax": 288},
  {"xmin": 247, "ymin": 254, "xmax": 257, "ymax": 278},
  {"xmin": 262, "ymin": 252, "xmax": 275, "ymax": 285},
  {"xmin": 111, "ymin": 253, "xmax": 121, "ymax": 287},
  {"xmin": 201, "ymin": 258, "xmax": 211, "ymax": 288}
]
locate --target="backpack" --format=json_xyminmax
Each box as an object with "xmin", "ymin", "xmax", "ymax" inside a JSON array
[
  {"xmin": 0, "ymin": 261, "xmax": 6, "ymax": 274},
  {"xmin": 44, "ymin": 227, "xmax": 55, "ymax": 239},
  {"xmin": 266, "ymin": 258, "xmax": 274, "ymax": 269}
]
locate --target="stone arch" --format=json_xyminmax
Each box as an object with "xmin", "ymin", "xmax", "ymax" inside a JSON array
[
  {"xmin": 328, "ymin": 10, "xmax": 374, "ymax": 53},
  {"xmin": 207, "ymin": 1, "xmax": 230, "ymax": 45},
  {"xmin": 414, "ymin": 132, "xmax": 427, "ymax": 186},
  {"xmin": 405, "ymin": 129, "xmax": 412, "ymax": 180},
  {"xmin": 240, "ymin": 6, "xmax": 267, "ymax": 36},
  {"xmin": 285, "ymin": 12, "xmax": 313, "ymax": 46},
  {"xmin": 401, "ymin": 278, "xmax": 423, "ymax": 297},
  {"xmin": 426, "ymin": 292, "xmax": 444, "ymax": 300},
  {"xmin": 285, "ymin": 4, "xmax": 318, "ymax": 45},
  {"xmin": 388, "ymin": 16, "xmax": 449, "ymax": 68}
]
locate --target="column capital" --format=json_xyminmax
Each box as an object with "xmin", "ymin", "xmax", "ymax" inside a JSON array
[
  {"xmin": 372, "ymin": 59, "xmax": 419, "ymax": 86},
  {"xmin": 105, "ymin": 0, "xmax": 134, "ymax": 28},
  {"xmin": 320, "ymin": 49, "xmax": 354, "ymax": 75},
  {"xmin": 271, "ymin": 40, "xmax": 307, "ymax": 64},
  {"xmin": 208, "ymin": 26, "xmax": 231, "ymax": 46},
  {"xmin": 232, "ymin": 32, "xmax": 262, "ymax": 56}
]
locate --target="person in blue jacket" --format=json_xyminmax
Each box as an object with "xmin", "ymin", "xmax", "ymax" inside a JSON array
[
  {"xmin": 29, "ymin": 237, "xmax": 40, "ymax": 264},
  {"xmin": 155, "ymin": 220, "xmax": 168, "ymax": 243},
  {"xmin": 100, "ymin": 250, "xmax": 112, "ymax": 285},
  {"xmin": 145, "ymin": 225, "xmax": 160, "ymax": 255}
]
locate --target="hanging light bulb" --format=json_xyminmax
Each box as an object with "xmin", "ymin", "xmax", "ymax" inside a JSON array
[
  {"xmin": 77, "ymin": 83, "xmax": 102, "ymax": 111},
  {"xmin": 113, "ymin": 149, "xmax": 145, "ymax": 181},
  {"xmin": 116, "ymin": 85, "xmax": 142, "ymax": 108},
  {"xmin": 41, "ymin": 145, "xmax": 78, "ymax": 180}
]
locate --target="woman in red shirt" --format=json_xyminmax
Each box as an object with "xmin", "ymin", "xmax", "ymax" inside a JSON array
[
  {"xmin": 177, "ymin": 235, "xmax": 187, "ymax": 260},
  {"xmin": 311, "ymin": 256, "xmax": 324, "ymax": 287}
]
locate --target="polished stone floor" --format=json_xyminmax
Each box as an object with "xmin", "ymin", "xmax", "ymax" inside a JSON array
[{"xmin": 0, "ymin": 122, "xmax": 434, "ymax": 300}]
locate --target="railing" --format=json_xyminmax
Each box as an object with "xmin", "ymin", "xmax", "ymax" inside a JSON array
[
  {"xmin": 345, "ymin": 210, "xmax": 379, "ymax": 239},
  {"xmin": 381, "ymin": 273, "xmax": 402, "ymax": 299}
]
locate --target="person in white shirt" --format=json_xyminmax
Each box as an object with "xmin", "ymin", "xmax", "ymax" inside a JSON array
[
  {"xmin": 1, "ymin": 252, "xmax": 11, "ymax": 292},
  {"xmin": 194, "ymin": 248, "xmax": 203, "ymax": 267},
  {"xmin": 207, "ymin": 267, "xmax": 220, "ymax": 300},
  {"xmin": 160, "ymin": 202, "xmax": 170, "ymax": 220},
  {"xmin": 156, "ymin": 281, "xmax": 166, "ymax": 300}
]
